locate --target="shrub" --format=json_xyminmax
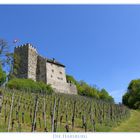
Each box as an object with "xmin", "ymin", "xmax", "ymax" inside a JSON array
[
  {"xmin": 6, "ymin": 78, "xmax": 53, "ymax": 94},
  {"xmin": 77, "ymin": 81, "xmax": 100, "ymax": 99}
]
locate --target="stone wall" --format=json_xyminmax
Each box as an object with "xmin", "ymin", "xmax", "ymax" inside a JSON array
[
  {"xmin": 67, "ymin": 82, "xmax": 78, "ymax": 94},
  {"xmin": 27, "ymin": 44, "xmax": 38, "ymax": 81},
  {"xmin": 47, "ymin": 79, "xmax": 77, "ymax": 94},
  {"xmin": 36, "ymin": 55, "xmax": 47, "ymax": 83},
  {"xmin": 14, "ymin": 44, "xmax": 29, "ymax": 79},
  {"xmin": 46, "ymin": 61, "xmax": 67, "ymax": 84}
]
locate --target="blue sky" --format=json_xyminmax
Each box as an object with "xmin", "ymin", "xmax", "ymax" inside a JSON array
[{"xmin": 1, "ymin": 5, "xmax": 140, "ymax": 103}]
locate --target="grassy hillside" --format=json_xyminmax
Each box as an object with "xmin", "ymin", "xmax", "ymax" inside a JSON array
[
  {"xmin": 110, "ymin": 110, "xmax": 140, "ymax": 132},
  {"xmin": 0, "ymin": 88, "xmax": 130, "ymax": 132}
]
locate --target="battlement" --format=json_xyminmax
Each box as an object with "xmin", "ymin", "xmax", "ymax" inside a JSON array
[{"xmin": 15, "ymin": 43, "xmax": 38, "ymax": 53}]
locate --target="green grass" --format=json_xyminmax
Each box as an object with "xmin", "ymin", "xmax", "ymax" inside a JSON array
[{"xmin": 110, "ymin": 110, "xmax": 140, "ymax": 132}]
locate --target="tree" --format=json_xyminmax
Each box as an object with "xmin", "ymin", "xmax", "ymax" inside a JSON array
[
  {"xmin": 0, "ymin": 65, "xmax": 6, "ymax": 86},
  {"xmin": 8, "ymin": 53, "xmax": 19, "ymax": 80},
  {"xmin": 122, "ymin": 79, "xmax": 140, "ymax": 109},
  {"xmin": 99, "ymin": 89, "xmax": 114, "ymax": 103},
  {"xmin": 0, "ymin": 39, "xmax": 15, "ymax": 81},
  {"xmin": 0, "ymin": 39, "xmax": 10, "ymax": 85},
  {"xmin": 122, "ymin": 93, "xmax": 130, "ymax": 106},
  {"xmin": 0, "ymin": 39, "xmax": 9, "ymax": 66}
]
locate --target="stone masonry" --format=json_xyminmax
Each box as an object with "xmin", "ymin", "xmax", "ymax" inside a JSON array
[{"xmin": 14, "ymin": 43, "xmax": 77, "ymax": 94}]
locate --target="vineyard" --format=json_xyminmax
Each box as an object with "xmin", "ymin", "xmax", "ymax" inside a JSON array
[{"xmin": 0, "ymin": 88, "xmax": 130, "ymax": 132}]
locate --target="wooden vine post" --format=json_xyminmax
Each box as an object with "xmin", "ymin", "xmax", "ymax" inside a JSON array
[
  {"xmin": 65, "ymin": 102, "xmax": 69, "ymax": 132},
  {"xmin": 90, "ymin": 102, "xmax": 96, "ymax": 132},
  {"xmin": 51, "ymin": 98, "xmax": 56, "ymax": 132},
  {"xmin": 8, "ymin": 92, "xmax": 15, "ymax": 132},
  {"xmin": 31, "ymin": 95, "xmax": 38, "ymax": 132},
  {"xmin": 72, "ymin": 100, "xmax": 76, "ymax": 130},
  {"xmin": 54, "ymin": 98, "xmax": 60, "ymax": 132},
  {"xmin": 43, "ymin": 93, "xmax": 47, "ymax": 132}
]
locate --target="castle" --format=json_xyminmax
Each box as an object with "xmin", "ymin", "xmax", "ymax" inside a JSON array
[{"xmin": 13, "ymin": 43, "xmax": 77, "ymax": 94}]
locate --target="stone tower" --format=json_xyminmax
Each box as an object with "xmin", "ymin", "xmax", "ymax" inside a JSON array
[{"xmin": 14, "ymin": 43, "xmax": 38, "ymax": 81}]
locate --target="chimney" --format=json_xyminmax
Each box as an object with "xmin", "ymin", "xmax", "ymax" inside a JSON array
[{"xmin": 53, "ymin": 58, "xmax": 55, "ymax": 62}]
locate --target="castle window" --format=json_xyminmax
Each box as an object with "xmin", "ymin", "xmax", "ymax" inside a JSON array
[
  {"xmin": 51, "ymin": 75, "xmax": 53, "ymax": 78},
  {"xmin": 52, "ymin": 69, "xmax": 54, "ymax": 73},
  {"xmin": 59, "ymin": 71, "xmax": 62, "ymax": 74}
]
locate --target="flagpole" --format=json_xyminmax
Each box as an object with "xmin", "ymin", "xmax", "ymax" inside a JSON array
[{"xmin": 9, "ymin": 39, "xmax": 19, "ymax": 80}]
